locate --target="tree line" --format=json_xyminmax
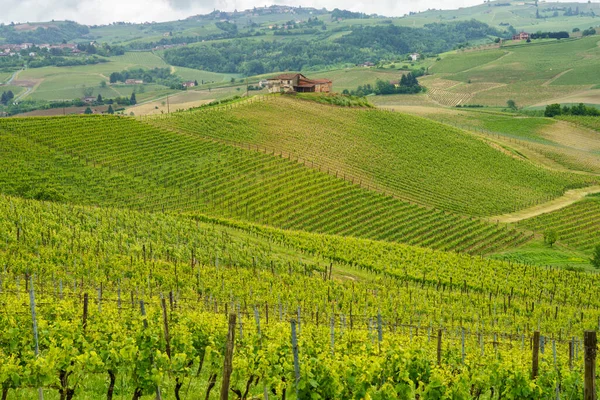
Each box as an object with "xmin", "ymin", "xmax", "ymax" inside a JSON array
[
  {"xmin": 163, "ymin": 20, "xmax": 505, "ymax": 75},
  {"xmin": 343, "ymin": 73, "xmax": 423, "ymax": 97},
  {"xmin": 545, "ymin": 103, "xmax": 600, "ymax": 117}
]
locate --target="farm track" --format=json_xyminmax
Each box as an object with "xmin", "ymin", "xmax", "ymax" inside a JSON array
[
  {"xmin": 489, "ymin": 185, "xmax": 600, "ymax": 223},
  {"xmin": 542, "ymin": 69, "xmax": 573, "ymax": 87}
]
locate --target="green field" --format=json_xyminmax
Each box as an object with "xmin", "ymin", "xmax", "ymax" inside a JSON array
[
  {"xmin": 15, "ymin": 52, "xmax": 233, "ymax": 102},
  {"xmin": 421, "ymin": 36, "xmax": 600, "ymax": 107}
]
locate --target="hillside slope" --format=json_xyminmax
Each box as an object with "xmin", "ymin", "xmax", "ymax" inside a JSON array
[
  {"xmin": 425, "ymin": 36, "xmax": 600, "ymax": 107},
  {"xmin": 151, "ymin": 96, "xmax": 595, "ymax": 216},
  {"xmin": 0, "ymin": 114, "xmax": 529, "ymax": 254}
]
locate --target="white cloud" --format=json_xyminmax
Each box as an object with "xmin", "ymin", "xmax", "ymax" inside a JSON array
[{"xmin": 0, "ymin": 0, "xmax": 486, "ymax": 25}]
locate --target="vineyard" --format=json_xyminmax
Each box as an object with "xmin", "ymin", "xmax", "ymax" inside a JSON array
[
  {"xmin": 1, "ymin": 194, "xmax": 600, "ymax": 398},
  {"xmin": 148, "ymin": 96, "xmax": 595, "ymax": 217},
  {"xmin": 0, "ymin": 113, "xmax": 531, "ymax": 255},
  {"xmin": 517, "ymin": 197, "xmax": 600, "ymax": 252},
  {"xmin": 1, "ymin": 94, "xmax": 600, "ymax": 398}
]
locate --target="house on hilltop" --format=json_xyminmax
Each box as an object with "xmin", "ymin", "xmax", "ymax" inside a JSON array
[
  {"xmin": 513, "ymin": 32, "xmax": 530, "ymax": 40},
  {"xmin": 267, "ymin": 73, "xmax": 332, "ymax": 94},
  {"xmin": 182, "ymin": 81, "xmax": 196, "ymax": 88}
]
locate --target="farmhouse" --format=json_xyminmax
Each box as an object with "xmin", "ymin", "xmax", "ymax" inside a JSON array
[
  {"xmin": 267, "ymin": 73, "xmax": 332, "ymax": 94},
  {"xmin": 513, "ymin": 32, "xmax": 530, "ymax": 40},
  {"xmin": 182, "ymin": 81, "xmax": 196, "ymax": 88},
  {"xmin": 410, "ymin": 53, "xmax": 420, "ymax": 61},
  {"xmin": 125, "ymin": 79, "xmax": 144, "ymax": 85}
]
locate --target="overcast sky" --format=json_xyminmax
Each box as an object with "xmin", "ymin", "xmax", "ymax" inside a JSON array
[{"xmin": 0, "ymin": 0, "xmax": 501, "ymax": 25}]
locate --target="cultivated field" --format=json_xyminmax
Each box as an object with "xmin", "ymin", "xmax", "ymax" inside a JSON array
[
  {"xmin": 152, "ymin": 96, "xmax": 596, "ymax": 217},
  {"xmin": 424, "ymin": 36, "xmax": 600, "ymax": 107}
]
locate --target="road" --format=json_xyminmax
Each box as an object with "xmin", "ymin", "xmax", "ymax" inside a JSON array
[{"xmin": 489, "ymin": 185, "xmax": 600, "ymax": 223}]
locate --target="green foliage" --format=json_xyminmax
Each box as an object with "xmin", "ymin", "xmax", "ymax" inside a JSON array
[
  {"xmin": 83, "ymin": 107, "xmax": 92, "ymax": 114},
  {"xmin": 506, "ymin": 99, "xmax": 517, "ymax": 110},
  {"xmin": 0, "ymin": 21, "xmax": 89, "ymax": 44},
  {"xmin": 0, "ymin": 193, "xmax": 595, "ymax": 398},
  {"xmin": 295, "ymin": 93, "xmax": 372, "ymax": 107},
  {"xmin": 545, "ymin": 103, "xmax": 600, "ymax": 117},
  {"xmin": 0, "ymin": 90, "xmax": 14, "ymax": 105},
  {"xmin": 163, "ymin": 20, "xmax": 502, "ymax": 74},
  {"xmin": 591, "ymin": 244, "xmax": 600, "ymax": 269},
  {"xmin": 543, "ymin": 229, "xmax": 558, "ymax": 247}
]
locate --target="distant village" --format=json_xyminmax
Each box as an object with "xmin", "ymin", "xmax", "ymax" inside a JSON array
[{"xmin": 0, "ymin": 42, "xmax": 85, "ymax": 57}]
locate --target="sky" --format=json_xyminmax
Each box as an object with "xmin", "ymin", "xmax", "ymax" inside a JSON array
[{"xmin": 0, "ymin": 0, "xmax": 493, "ymax": 25}]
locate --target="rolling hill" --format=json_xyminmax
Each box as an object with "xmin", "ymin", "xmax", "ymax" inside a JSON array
[
  {"xmin": 0, "ymin": 107, "xmax": 534, "ymax": 254},
  {"xmin": 150, "ymin": 96, "xmax": 596, "ymax": 216}
]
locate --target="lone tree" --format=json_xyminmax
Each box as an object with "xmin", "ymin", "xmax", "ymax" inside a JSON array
[
  {"xmin": 507, "ymin": 99, "xmax": 517, "ymax": 110},
  {"xmin": 84, "ymin": 107, "xmax": 93, "ymax": 115},
  {"xmin": 96, "ymin": 94, "xmax": 103, "ymax": 103},
  {"xmin": 544, "ymin": 230, "xmax": 558, "ymax": 247},
  {"xmin": 130, "ymin": 92, "xmax": 137, "ymax": 105},
  {"xmin": 591, "ymin": 245, "xmax": 600, "ymax": 269},
  {"xmin": 107, "ymin": 105, "xmax": 114, "ymax": 114}
]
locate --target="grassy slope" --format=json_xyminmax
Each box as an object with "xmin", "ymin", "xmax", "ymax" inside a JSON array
[
  {"xmin": 424, "ymin": 36, "xmax": 600, "ymax": 107},
  {"xmin": 0, "ymin": 113, "xmax": 529, "ymax": 254},
  {"xmin": 152, "ymin": 96, "xmax": 595, "ymax": 216},
  {"xmin": 389, "ymin": 106, "xmax": 600, "ymax": 175}
]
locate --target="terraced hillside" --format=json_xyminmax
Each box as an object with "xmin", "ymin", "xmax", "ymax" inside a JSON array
[
  {"xmin": 150, "ymin": 96, "xmax": 595, "ymax": 216},
  {"xmin": 516, "ymin": 196, "xmax": 600, "ymax": 252},
  {"xmin": 0, "ymin": 114, "xmax": 530, "ymax": 254}
]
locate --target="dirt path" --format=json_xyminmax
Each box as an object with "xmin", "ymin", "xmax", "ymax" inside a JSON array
[
  {"xmin": 489, "ymin": 185, "xmax": 600, "ymax": 223},
  {"xmin": 542, "ymin": 69, "xmax": 573, "ymax": 86}
]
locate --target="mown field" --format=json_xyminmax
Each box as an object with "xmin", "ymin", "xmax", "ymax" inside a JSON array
[{"xmin": 151, "ymin": 96, "xmax": 596, "ymax": 217}]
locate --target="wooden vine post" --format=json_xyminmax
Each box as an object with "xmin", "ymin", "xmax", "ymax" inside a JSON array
[
  {"xmin": 82, "ymin": 293, "xmax": 89, "ymax": 333},
  {"xmin": 220, "ymin": 313, "xmax": 237, "ymax": 400},
  {"xmin": 584, "ymin": 331, "xmax": 597, "ymax": 400},
  {"xmin": 532, "ymin": 331, "xmax": 540, "ymax": 380},
  {"xmin": 29, "ymin": 276, "xmax": 44, "ymax": 400},
  {"xmin": 437, "ymin": 329, "xmax": 442, "ymax": 365}
]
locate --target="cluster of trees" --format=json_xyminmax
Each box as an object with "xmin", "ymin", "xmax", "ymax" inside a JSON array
[
  {"xmin": 530, "ymin": 31, "xmax": 570, "ymax": 39},
  {"xmin": 215, "ymin": 21, "xmax": 238, "ymax": 34},
  {"xmin": 582, "ymin": 27, "xmax": 597, "ymax": 37},
  {"xmin": 28, "ymin": 56, "xmax": 106, "ymax": 69},
  {"xmin": 544, "ymin": 103, "xmax": 600, "ymax": 117},
  {"xmin": 109, "ymin": 68, "xmax": 184, "ymax": 89},
  {"xmin": 343, "ymin": 73, "xmax": 423, "ymax": 97},
  {"xmin": 331, "ymin": 9, "xmax": 370, "ymax": 20},
  {"xmin": 337, "ymin": 20, "xmax": 503, "ymax": 55},
  {"xmin": 0, "ymin": 90, "xmax": 14, "ymax": 105},
  {"xmin": 0, "ymin": 21, "xmax": 89, "ymax": 44},
  {"xmin": 164, "ymin": 20, "xmax": 503, "ymax": 75}
]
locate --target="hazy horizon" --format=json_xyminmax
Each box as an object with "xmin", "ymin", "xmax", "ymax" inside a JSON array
[{"xmin": 0, "ymin": 0, "xmax": 597, "ymax": 26}]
